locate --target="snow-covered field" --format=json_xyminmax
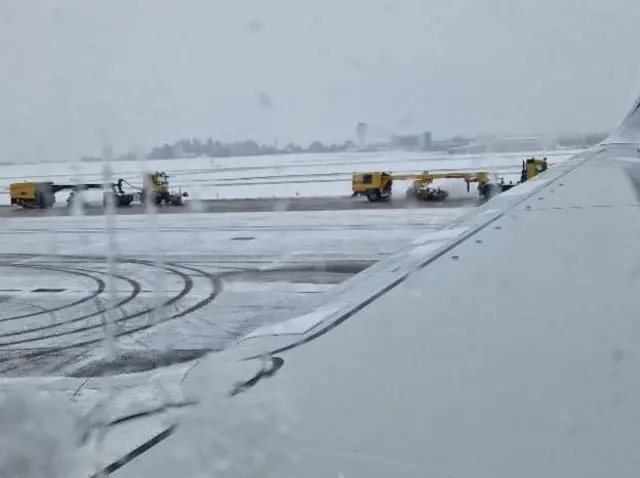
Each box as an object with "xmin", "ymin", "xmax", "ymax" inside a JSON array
[{"xmin": 0, "ymin": 149, "xmax": 580, "ymax": 204}]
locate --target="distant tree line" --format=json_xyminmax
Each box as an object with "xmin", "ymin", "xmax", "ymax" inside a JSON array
[
  {"xmin": 80, "ymin": 138, "xmax": 358, "ymax": 162},
  {"xmin": 146, "ymin": 137, "xmax": 359, "ymax": 159},
  {"xmin": 78, "ymin": 131, "xmax": 610, "ymax": 163}
]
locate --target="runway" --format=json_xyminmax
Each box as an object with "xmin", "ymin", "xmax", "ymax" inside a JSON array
[{"xmin": 0, "ymin": 195, "xmax": 483, "ymax": 217}]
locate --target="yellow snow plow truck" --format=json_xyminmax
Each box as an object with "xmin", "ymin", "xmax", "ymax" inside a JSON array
[
  {"xmin": 140, "ymin": 171, "xmax": 188, "ymax": 206},
  {"xmin": 9, "ymin": 170, "xmax": 189, "ymax": 209},
  {"xmin": 351, "ymin": 170, "xmax": 498, "ymax": 202}
]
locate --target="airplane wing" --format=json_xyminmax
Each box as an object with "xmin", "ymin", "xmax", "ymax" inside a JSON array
[{"xmin": 10, "ymin": 97, "xmax": 640, "ymax": 477}]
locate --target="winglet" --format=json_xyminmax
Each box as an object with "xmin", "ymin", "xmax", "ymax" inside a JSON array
[{"xmin": 603, "ymin": 95, "xmax": 640, "ymax": 145}]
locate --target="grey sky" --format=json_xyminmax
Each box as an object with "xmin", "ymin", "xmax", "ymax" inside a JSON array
[{"xmin": 1, "ymin": 0, "xmax": 639, "ymax": 161}]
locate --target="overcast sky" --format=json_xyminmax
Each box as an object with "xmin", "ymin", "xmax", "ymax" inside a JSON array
[{"xmin": 1, "ymin": 0, "xmax": 639, "ymax": 161}]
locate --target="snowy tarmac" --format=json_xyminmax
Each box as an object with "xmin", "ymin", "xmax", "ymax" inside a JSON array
[
  {"xmin": 0, "ymin": 195, "xmax": 482, "ymax": 217},
  {"xmin": 0, "ymin": 208, "xmax": 467, "ymax": 378}
]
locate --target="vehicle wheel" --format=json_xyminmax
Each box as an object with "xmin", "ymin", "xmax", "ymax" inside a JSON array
[
  {"xmin": 118, "ymin": 195, "xmax": 133, "ymax": 207},
  {"xmin": 366, "ymin": 189, "xmax": 381, "ymax": 202},
  {"xmin": 481, "ymin": 183, "xmax": 500, "ymax": 200}
]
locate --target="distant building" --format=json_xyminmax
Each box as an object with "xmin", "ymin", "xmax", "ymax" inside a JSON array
[
  {"xmin": 419, "ymin": 131, "xmax": 432, "ymax": 150},
  {"xmin": 391, "ymin": 131, "xmax": 433, "ymax": 151},
  {"xmin": 450, "ymin": 135, "xmax": 557, "ymax": 154},
  {"xmin": 432, "ymin": 137, "xmax": 473, "ymax": 151}
]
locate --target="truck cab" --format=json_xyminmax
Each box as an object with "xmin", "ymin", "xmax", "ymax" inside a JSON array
[
  {"xmin": 351, "ymin": 172, "xmax": 393, "ymax": 202},
  {"xmin": 521, "ymin": 157, "xmax": 548, "ymax": 182}
]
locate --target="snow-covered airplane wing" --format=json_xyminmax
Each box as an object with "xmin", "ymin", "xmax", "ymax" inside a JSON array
[{"xmin": 112, "ymin": 96, "xmax": 640, "ymax": 478}]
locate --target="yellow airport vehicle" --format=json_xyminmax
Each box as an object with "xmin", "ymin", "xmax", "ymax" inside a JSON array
[
  {"xmin": 10, "ymin": 170, "xmax": 188, "ymax": 209},
  {"xmin": 10, "ymin": 181, "xmax": 103, "ymax": 209},
  {"xmin": 351, "ymin": 170, "xmax": 495, "ymax": 202},
  {"xmin": 140, "ymin": 171, "xmax": 188, "ymax": 206},
  {"xmin": 102, "ymin": 171, "xmax": 188, "ymax": 207},
  {"xmin": 520, "ymin": 157, "xmax": 548, "ymax": 182},
  {"xmin": 352, "ymin": 157, "xmax": 550, "ymax": 204}
]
